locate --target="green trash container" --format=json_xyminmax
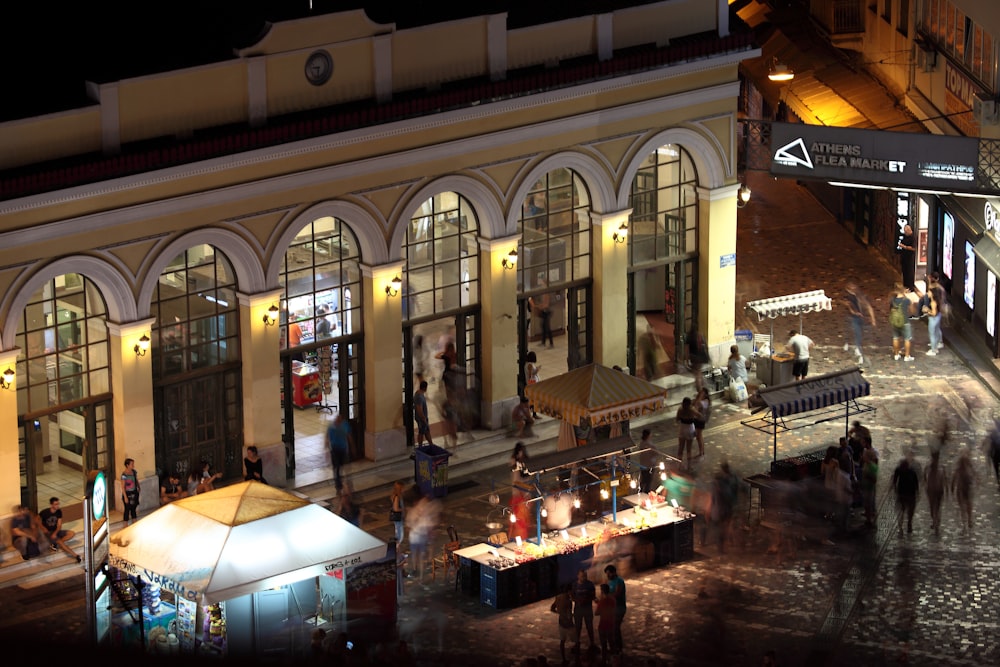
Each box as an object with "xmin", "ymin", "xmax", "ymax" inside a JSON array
[{"xmin": 414, "ymin": 444, "xmax": 452, "ymax": 498}]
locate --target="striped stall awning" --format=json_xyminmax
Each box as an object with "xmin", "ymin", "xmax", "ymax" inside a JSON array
[
  {"xmin": 745, "ymin": 289, "xmax": 833, "ymax": 321},
  {"xmin": 759, "ymin": 367, "xmax": 871, "ymax": 418},
  {"xmin": 524, "ymin": 363, "xmax": 668, "ymax": 427}
]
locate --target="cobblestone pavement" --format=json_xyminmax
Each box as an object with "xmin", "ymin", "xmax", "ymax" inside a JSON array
[{"xmin": 5, "ymin": 176, "xmax": 1000, "ymax": 667}]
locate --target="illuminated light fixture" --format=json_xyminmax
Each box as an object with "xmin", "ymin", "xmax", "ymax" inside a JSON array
[
  {"xmin": 737, "ymin": 182, "xmax": 752, "ymax": 208},
  {"xmin": 660, "ymin": 471, "xmax": 667, "ymax": 481},
  {"xmin": 600, "ymin": 488, "xmax": 610, "ymax": 500},
  {"xmin": 612, "ymin": 223, "xmax": 628, "ymax": 244},
  {"xmin": 768, "ymin": 58, "xmax": 794, "ymax": 82},
  {"xmin": 262, "ymin": 304, "xmax": 280, "ymax": 327},
  {"xmin": 573, "ymin": 497, "xmax": 581, "ymax": 509},
  {"xmin": 0, "ymin": 367, "xmax": 14, "ymax": 390},
  {"xmin": 540, "ymin": 507, "xmax": 548, "ymax": 518},
  {"xmin": 501, "ymin": 249, "xmax": 518, "ymax": 270},
  {"xmin": 629, "ymin": 477, "xmax": 638, "ymax": 490},
  {"xmin": 385, "ymin": 275, "xmax": 402, "ymax": 297},
  {"xmin": 509, "ymin": 511, "xmax": 517, "ymax": 524},
  {"xmin": 659, "ymin": 461, "xmax": 666, "ymax": 471},
  {"xmin": 133, "ymin": 335, "xmax": 150, "ymax": 358}
]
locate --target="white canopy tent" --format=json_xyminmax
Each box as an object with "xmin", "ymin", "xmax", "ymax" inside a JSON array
[
  {"xmin": 109, "ymin": 481, "xmax": 387, "ymax": 604},
  {"xmin": 745, "ymin": 290, "xmax": 833, "ymax": 375}
]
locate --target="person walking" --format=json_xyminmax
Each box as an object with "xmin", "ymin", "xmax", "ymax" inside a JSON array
[
  {"xmin": 326, "ymin": 412, "xmax": 352, "ymax": 492},
  {"xmin": 413, "ymin": 380, "xmax": 434, "ymax": 446},
  {"xmin": 675, "ymin": 397, "xmax": 700, "ymax": 471},
  {"xmin": 889, "ymin": 284, "xmax": 915, "ymax": 362},
  {"xmin": 952, "ymin": 448, "xmax": 975, "ymax": 533},
  {"xmin": 786, "ymin": 329, "xmax": 814, "ymax": 381},
  {"xmin": 390, "ymin": 480, "xmax": 406, "ymax": 546},
  {"xmin": 842, "ymin": 282, "xmax": 876, "ymax": 364},
  {"xmin": 550, "ymin": 583, "xmax": 574, "ymax": 664},
  {"xmin": 983, "ymin": 418, "xmax": 1000, "ymax": 489},
  {"xmin": 120, "ymin": 457, "xmax": 141, "ymax": 526},
  {"xmin": 529, "ymin": 280, "xmax": 554, "ymax": 348},
  {"xmin": 604, "ymin": 564, "xmax": 627, "ymax": 655},
  {"xmin": 693, "ymin": 387, "xmax": 711, "ymax": 459},
  {"xmin": 892, "ymin": 451, "xmax": 920, "ymax": 536},
  {"xmin": 570, "ymin": 568, "xmax": 596, "ymax": 653},
  {"xmin": 524, "ymin": 350, "xmax": 542, "ymax": 419},
  {"xmin": 924, "ymin": 450, "xmax": 948, "ymax": 534}
]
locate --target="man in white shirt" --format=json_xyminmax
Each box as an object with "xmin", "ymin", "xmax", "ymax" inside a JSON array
[{"xmin": 787, "ymin": 329, "xmax": 814, "ymax": 381}]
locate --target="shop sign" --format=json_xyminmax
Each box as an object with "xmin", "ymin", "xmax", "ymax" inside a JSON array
[
  {"xmin": 985, "ymin": 201, "xmax": 1000, "ymax": 238},
  {"xmin": 720, "ymin": 253, "xmax": 736, "ymax": 268},
  {"xmin": 769, "ymin": 122, "xmax": 979, "ymax": 192}
]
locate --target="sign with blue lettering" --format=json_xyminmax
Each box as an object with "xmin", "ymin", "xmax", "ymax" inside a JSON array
[{"xmin": 720, "ymin": 253, "xmax": 736, "ymax": 268}]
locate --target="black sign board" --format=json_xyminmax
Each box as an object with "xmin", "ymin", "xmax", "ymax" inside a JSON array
[{"xmin": 769, "ymin": 122, "xmax": 981, "ymax": 193}]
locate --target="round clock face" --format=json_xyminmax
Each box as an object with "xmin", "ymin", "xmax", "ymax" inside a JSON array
[{"xmin": 305, "ymin": 50, "xmax": 333, "ymax": 86}]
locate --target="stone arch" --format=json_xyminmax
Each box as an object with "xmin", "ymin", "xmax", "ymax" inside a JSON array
[
  {"xmin": 136, "ymin": 229, "xmax": 266, "ymax": 319},
  {"xmin": 1, "ymin": 255, "xmax": 136, "ymax": 350},
  {"xmin": 616, "ymin": 127, "xmax": 729, "ymax": 207},
  {"xmin": 267, "ymin": 200, "xmax": 387, "ymax": 284},
  {"xmin": 388, "ymin": 175, "xmax": 507, "ymax": 259},
  {"xmin": 505, "ymin": 151, "xmax": 617, "ymax": 235}
]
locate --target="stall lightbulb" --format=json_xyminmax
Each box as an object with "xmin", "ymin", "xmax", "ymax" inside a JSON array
[
  {"xmin": 540, "ymin": 507, "xmax": 548, "ymax": 518},
  {"xmin": 509, "ymin": 511, "xmax": 517, "ymax": 523},
  {"xmin": 573, "ymin": 498, "xmax": 581, "ymax": 509},
  {"xmin": 629, "ymin": 478, "xmax": 637, "ymax": 489},
  {"xmin": 660, "ymin": 471, "xmax": 667, "ymax": 481},
  {"xmin": 659, "ymin": 461, "xmax": 666, "ymax": 471},
  {"xmin": 600, "ymin": 488, "xmax": 609, "ymax": 500}
]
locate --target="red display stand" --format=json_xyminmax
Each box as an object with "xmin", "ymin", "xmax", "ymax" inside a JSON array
[{"xmin": 291, "ymin": 362, "xmax": 322, "ymax": 408}]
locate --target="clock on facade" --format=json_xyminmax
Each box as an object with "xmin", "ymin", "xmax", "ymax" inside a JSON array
[{"xmin": 305, "ymin": 50, "xmax": 333, "ymax": 86}]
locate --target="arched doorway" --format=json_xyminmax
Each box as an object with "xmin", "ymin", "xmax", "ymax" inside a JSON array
[
  {"xmin": 516, "ymin": 167, "xmax": 594, "ymax": 390},
  {"xmin": 626, "ymin": 143, "xmax": 699, "ymax": 381},
  {"xmin": 151, "ymin": 245, "xmax": 244, "ymax": 487},
  {"xmin": 14, "ymin": 273, "xmax": 114, "ymax": 519},
  {"xmin": 402, "ymin": 191, "xmax": 481, "ymax": 447},
  {"xmin": 278, "ymin": 216, "xmax": 365, "ymax": 475}
]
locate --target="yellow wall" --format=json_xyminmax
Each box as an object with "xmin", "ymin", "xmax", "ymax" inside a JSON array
[
  {"xmin": 265, "ymin": 42, "xmax": 376, "ymax": 117},
  {"xmin": 392, "ymin": 19, "xmax": 489, "ymax": 92},
  {"xmin": 507, "ymin": 19, "xmax": 596, "ymax": 70},
  {"xmin": 0, "ymin": 108, "xmax": 101, "ymax": 171}
]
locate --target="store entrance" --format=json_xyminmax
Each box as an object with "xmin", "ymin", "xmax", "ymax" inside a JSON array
[
  {"xmin": 18, "ymin": 396, "xmax": 114, "ymax": 518},
  {"xmin": 627, "ymin": 260, "xmax": 694, "ymax": 380}
]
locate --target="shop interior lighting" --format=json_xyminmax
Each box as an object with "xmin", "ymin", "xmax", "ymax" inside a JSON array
[
  {"xmin": 134, "ymin": 334, "xmax": 150, "ymax": 358},
  {"xmin": 767, "ymin": 57, "xmax": 794, "ymax": 82},
  {"xmin": 0, "ymin": 367, "xmax": 14, "ymax": 390},
  {"xmin": 385, "ymin": 275, "xmax": 402, "ymax": 297},
  {"xmin": 263, "ymin": 304, "xmax": 280, "ymax": 327},
  {"xmin": 501, "ymin": 248, "xmax": 518, "ymax": 270}
]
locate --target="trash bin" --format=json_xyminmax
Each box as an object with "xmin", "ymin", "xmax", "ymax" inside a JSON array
[
  {"xmin": 414, "ymin": 444, "xmax": 452, "ymax": 498},
  {"xmin": 735, "ymin": 329, "xmax": 753, "ymax": 361}
]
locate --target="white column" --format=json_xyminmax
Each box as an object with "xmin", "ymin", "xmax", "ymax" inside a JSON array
[
  {"xmin": 591, "ymin": 209, "xmax": 632, "ymax": 369},
  {"xmin": 361, "ymin": 262, "xmax": 406, "ymax": 460}
]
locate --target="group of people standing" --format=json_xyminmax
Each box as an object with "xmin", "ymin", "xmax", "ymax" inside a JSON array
[
  {"xmin": 675, "ymin": 387, "xmax": 712, "ymax": 470},
  {"xmin": 551, "ymin": 565, "xmax": 627, "ymax": 664}
]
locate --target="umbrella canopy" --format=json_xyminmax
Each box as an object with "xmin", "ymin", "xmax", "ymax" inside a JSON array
[
  {"xmin": 109, "ymin": 481, "xmax": 386, "ymax": 604},
  {"xmin": 524, "ymin": 363, "xmax": 668, "ymax": 429}
]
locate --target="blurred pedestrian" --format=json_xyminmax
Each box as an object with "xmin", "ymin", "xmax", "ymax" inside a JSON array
[
  {"xmin": 639, "ymin": 325, "xmax": 660, "ymax": 380},
  {"xmin": 952, "ymin": 448, "xmax": 975, "ymax": 533},
  {"xmin": 842, "ymin": 281, "xmax": 875, "ymax": 364},
  {"xmin": 892, "ymin": 451, "xmax": 920, "ymax": 536},
  {"xmin": 529, "ymin": 280, "xmax": 554, "ymax": 348},
  {"xmin": 693, "ymin": 387, "xmax": 711, "ymax": 459},
  {"xmin": 338, "ymin": 484, "xmax": 361, "ymax": 527},
  {"xmin": 709, "ymin": 461, "xmax": 739, "ymax": 552},
  {"xmin": 10, "ymin": 504, "xmax": 44, "ymax": 560},
  {"xmin": 594, "ymin": 583, "xmax": 616, "ymax": 663},
  {"xmin": 604, "ymin": 564, "xmax": 626, "ymax": 655},
  {"xmin": 860, "ymin": 447, "xmax": 879, "ymax": 528},
  {"xmin": 390, "ymin": 481, "xmax": 406, "ymax": 545},
  {"xmin": 326, "ymin": 412, "xmax": 352, "ymax": 492},
  {"xmin": 405, "ymin": 494, "xmax": 441, "ymax": 582},
  {"xmin": 550, "ymin": 583, "xmax": 574, "ymax": 663},
  {"xmin": 571, "ymin": 568, "xmax": 596, "ymax": 652},
  {"xmin": 924, "ymin": 450, "xmax": 947, "ymax": 534},
  {"xmin": 412, "ymin": 334, "xmax": 426, "ymax": 385},
  {"xmin": 675, "ymin": 397, "xmax": 700, "ymax": 470},
  {"xmin": 984, "ymin": 418, "xmax": 1000, "ymax": 489},
  {"xmin": 686, "ymin": 323, "xmax": 707, "ymax": 391},
  {"xmin": 512, "ymin": 396, "xmax": 535, "ymax": 438}
]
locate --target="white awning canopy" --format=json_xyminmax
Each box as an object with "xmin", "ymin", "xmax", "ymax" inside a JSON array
[{"xmin": 745, "ymin": 290, "xmax": 833, "ymax": 321}]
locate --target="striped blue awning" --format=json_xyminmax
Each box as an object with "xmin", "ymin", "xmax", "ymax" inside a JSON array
[{"xmin": 759, "ymin": 367, "xmax": 870, "ymax": 417}]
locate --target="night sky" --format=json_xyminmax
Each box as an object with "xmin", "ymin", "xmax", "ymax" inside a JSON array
[{"xmin": 1, "ymin": 0, "xmax": 647, "ymax": 122}]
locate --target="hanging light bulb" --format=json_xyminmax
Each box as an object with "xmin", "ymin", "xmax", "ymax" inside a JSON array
[
  {"xmin": 629, "ymin": 477, "xmax": 637, "ymax": 490},
  {"xmin": 573, "ymin": 497, "xmax": 581, "ymax": 509},
  {"xmin": 659, "ymin": 461, "xmax": 666, "ymax": 470},
  {"xmin": 600, "ymin": 488, "xmax": 609, "ymax": 500},
  {"xmin": 541, "ymin": 507, "xmax": 548, "ymax": 518},
  {"xmin": 509, "ymin": 511, "xmax": 517, "ymax": 523},
  {"xmin": 660, "ymin": 471, "xmax": 667, "ymax": 481}
]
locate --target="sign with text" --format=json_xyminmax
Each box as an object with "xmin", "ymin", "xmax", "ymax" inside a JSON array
[{"xmin": 769, "ymin": 123, "xmax": 980, "ymax": 193}]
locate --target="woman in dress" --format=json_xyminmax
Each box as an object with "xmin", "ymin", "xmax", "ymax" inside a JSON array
[
  {"xmin": 675, "ymin": 397, "xmax": 701, "ymax": 470},
  {"xmin": 243, "ymin": 445, "xmax": 267, "ymax": 484}
]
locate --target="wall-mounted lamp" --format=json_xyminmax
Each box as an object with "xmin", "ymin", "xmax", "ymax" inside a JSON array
[
  {"xmin": 501, "ymin": 249, "xmax": 518, "ymax": 270},
  {"xmin": 612, "ymin": 223, "xmax": 628, "ymax": 244},
  {"xmin": 385, "ymin": 275, "xmax": 402, "ymax": 297},
  {"xmin": 767, "ymin": 57, "xmax": 794, "ymax": 82},
  {"xmin": 737, "ymin": 182, "xmax": 752, "ymax": 208},
  {"xmin": 0, "ymin": 367, "xmax": 14, "ymax": 390},
  {"xmin": 134, "ymin": 334, "xmax": 150, "ymax": 358},
  {"xmin": 262, "ymin": 304, "xmax": 280, "ymax": 327}
]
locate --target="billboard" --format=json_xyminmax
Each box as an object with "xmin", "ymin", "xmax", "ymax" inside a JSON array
[{"xmin": 770, "ymin": 123, "xmax": 980, "ymax": 193}]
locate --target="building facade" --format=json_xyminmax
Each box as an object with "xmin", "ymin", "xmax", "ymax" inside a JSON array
[{"xmin": 0, "ymin": 2, "xmax": 755, "ymax": 519}]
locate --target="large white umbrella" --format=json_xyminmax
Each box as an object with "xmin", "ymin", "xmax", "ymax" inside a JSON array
[{"xmin": 109, "ymin": 481, "xmax": 386, "ymax": 604}]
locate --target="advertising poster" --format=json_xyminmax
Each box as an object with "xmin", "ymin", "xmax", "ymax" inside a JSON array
[
  {"xmin": 964, "ymin": 240, "xmax": 976, "ymax": 308},
  {"xmin": 989, "ymin": 271, "xmax": 997, "ymax": 337},
  {"xmin": 944, "ymin": 212, "xmax": 954, "ymax": 280}
]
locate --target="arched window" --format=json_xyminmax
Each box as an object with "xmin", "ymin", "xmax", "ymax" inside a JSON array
[
  {"xmin": 518, "ymin": 167, "xmax": 591, "ymax": 291},
  {"xmin": 628, "ymin": 144, "xmax": 698, "ymax": 264},
  {"xmin": 280, "ymin": 216, "xmax": 362, "ymax": 351},
  {"xmin": 15, "ymin": 274, "xmax": 109, "ymax": 411},
  {"xmin": 403, "ymin": 192, "xmax": 479, "ymax": 317},
  {"xmin": 151, "ymin": 245, "xmax": 239, "ymax": 378}
]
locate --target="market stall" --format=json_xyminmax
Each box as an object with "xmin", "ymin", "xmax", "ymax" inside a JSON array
[
  {"xmin": 745, "ymin": 290, "xmax": 833, "ymax": 386},
  {"xmin": 740, "ymin": 366, "xmax": 875, "ymax": 462},
  {"xmin": 108, "ymin": 482, "xmax": 391, "ymax": 659},
  {"xmin": 456, "ymin": 437, "xmax": 694, "ymax": 610},
  {"xmin": 524, "ymin": 363, "xmax": 669, "ymax": 450}
]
